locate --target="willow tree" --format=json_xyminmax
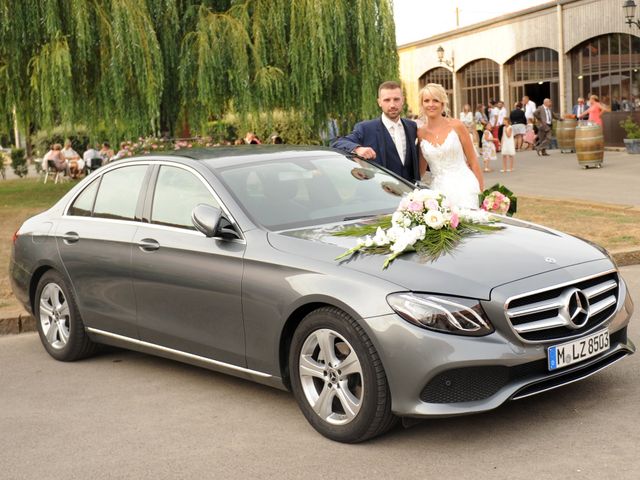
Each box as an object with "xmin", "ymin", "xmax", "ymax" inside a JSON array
[{"xmin": 0, "ymin": 0, "xmax": 398, "ymax": 146}]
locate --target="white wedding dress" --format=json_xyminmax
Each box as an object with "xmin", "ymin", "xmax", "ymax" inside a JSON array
[{"xmin": 420, "ymin": 130, "xmax": 480, "ymax": 209}]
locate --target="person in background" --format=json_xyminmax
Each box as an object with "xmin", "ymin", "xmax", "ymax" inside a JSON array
[
  {"xmin": 269, "ymin": 133, "xmax": 284, "ymax": 144},
  {"xmin": 244, "ymin": 132, "xmax": 261, "ymax": 144},
  {"xmin": 61, "ymin": 140, "xmax": 82, "ymax": 178},
  {"xmin": 99, "ymin": 142, "xmax": 114, "ymax": 163},
  {"xmin": 481, "ymin": 124, "xmax": 497, "ymax": 172},
  {"xmin": 43, "ymin": 143, "xmax": 68, "ymax": 176},
  {"xmin": 533, "ymin": 98, "xmax": 561, "ymax": 156},
  {"xmin": 572, "ymin": 97, "xmax": 587, "ymax": 120},
  {"xmin": 500, "ymin": 118, "xmax": 515, "ymax": 172},
  {"xmin": 522, "ymin": 95, "xmax": 536, "ymax": 123},
  {"xmin": 578, "ymin": 94, "xmax": 610, "ymax": 128},
  {"xmin": 459, "ymin": 103, "xmax": 476, "ymax": 147},
  {"xmin": 474, "ymin": 103, "xmax": 488, "ymax": 149},
  {"xmin": 522, "ymin": 121, "xmax": 536, "ymax": 150},
  {"xmin": 497, "ymin": 100, "xmax": 508, "ymax": 146},
  {"xmin": 83, "ymin": 143, "xmax": 102, "ymax": 172},
  {"xmin": 489, "ymin": 100, "xmax": 501, "ymax": 152},
  {"xmin": 509, "ymin": 101, "xmax": 526, "ymax": 151},
  {"xmin": 112, "ymin": 141, "xmax": 130, "ymax": 160}
]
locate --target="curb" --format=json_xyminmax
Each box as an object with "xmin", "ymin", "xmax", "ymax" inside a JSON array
[
  {"xmin": 0, "ymin": 313, "xmax": 36, "ymax": 336},
  {"xmin": 1, "ymin": 249, "xmax": 639, "ymax": 337}
]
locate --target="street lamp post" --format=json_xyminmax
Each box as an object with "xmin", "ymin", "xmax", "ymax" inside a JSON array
[
  {"xmin": 623, "ymin": 0, "xmax": 640, "ymax": 29},
  {"xmin": 436, "ymin": 46, "xmax": 454, "ymax": 70}
]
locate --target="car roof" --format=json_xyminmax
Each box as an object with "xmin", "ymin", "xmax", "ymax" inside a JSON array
[{"xmin": 151, "ymin": 145, "xmax": 347, "ymax": 170}]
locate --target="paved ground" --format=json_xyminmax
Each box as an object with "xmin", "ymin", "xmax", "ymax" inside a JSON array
[
  {"xmin": 1, "ymin": 266, "xmax": 638, "ymax": 479},
  {"xmin": 480, "ymin": 148, "xmax": 640, "ymax": 207}
]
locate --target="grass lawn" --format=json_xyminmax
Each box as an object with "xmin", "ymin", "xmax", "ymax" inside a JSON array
[{"xmin": 1, "ymin": 178, "xmax": 639, "ymax": 318}]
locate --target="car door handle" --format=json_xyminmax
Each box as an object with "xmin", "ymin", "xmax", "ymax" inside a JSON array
[
  {"xmin": 137, "ymin": 238, "xmax": 160, "ymax": 251},
  {"xmin": 62, "ymin": 232, "xmax": 79, "ymax": 244}
]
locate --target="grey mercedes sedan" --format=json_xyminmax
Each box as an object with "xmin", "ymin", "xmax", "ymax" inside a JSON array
[{"xmin": 10, "ymin": 146, "xmax": 635, "ymax": 443}]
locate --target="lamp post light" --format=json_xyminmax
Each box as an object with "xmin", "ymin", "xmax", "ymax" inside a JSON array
[
  {"xmin": 436, "ymin": 46, "xmax": 454, "ymax": 69},
  {"xmin": 623, "ymin": 0, "xmax": 640, "ymax": 29}
]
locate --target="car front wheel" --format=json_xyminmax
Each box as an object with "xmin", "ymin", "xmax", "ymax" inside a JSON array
[{"xmin": 289, "ymin": 307, "xmax": 396, "ymax": 443}]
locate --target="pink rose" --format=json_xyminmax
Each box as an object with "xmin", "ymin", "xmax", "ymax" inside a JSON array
[
  {"xmin": 450, "ymin": 212, "xmax": 459, "ymax": 229},
  {"xmin": 426, "ymin": 199, "xmax": 439, "ymax": 211},
  {"xmin": 408, "ymin": 200, "xmax": 423, "ymax": 213}
]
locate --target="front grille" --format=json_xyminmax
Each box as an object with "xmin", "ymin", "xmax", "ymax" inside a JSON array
[
  {"xmin": 419, "ymin": 328, "xmax": 628, "ymax": 404},
  {"xmin": 505, "ymin": 271, "xmax": 619, "ymax": 342}
]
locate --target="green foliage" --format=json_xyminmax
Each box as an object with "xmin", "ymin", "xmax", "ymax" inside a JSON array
[
  {"xmin": 10, "ymin": 148, "xmax": 27, "ymax": 177},
  {"xmin": 32, "ymin": 125, "xmax": 91, "ymax": 158},
  {"xmin": 619, "ymin": 116, "xmax": 640, "ymax": 139},
  {"xmin": 0, "ymin": 0, "xmax": 398, "ymax": 145}
]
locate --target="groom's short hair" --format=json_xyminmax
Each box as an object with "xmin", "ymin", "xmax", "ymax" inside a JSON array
[{"xmin": 378, "ymin": 81, "xmax": 402, "ymax": 97}]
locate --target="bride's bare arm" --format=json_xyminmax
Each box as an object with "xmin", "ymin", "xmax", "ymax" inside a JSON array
[
  {"xmin": 453, "ymin": 120, "xmax": 484, "ymax": 191},
  {"xmin": 417, "ymin": 125, "xmax": 428, "ymax": 178}
]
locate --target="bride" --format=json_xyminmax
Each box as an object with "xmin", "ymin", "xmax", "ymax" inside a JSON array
[{"xmin": 418, "ymin": 83, "xmax": 484, "ymax": 208}]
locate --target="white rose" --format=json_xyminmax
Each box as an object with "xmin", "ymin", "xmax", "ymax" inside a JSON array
[
  {"xmin": 402, "ymin": 216, "xmax": 412, "ymax": 227},
  {"xmin": 414, "ymin": 188, "xmax": 439, "ymax": 202},
  {"xmin": 424, "ymin": 210, "xmax": 445, "ymax": 229}
]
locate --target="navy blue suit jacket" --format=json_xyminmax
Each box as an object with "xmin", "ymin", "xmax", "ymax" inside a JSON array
[{"xmin": 331, "ymin": 117, "xmax": 419, "ymax": 182}]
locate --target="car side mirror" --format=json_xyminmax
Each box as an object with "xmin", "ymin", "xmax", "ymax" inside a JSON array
[
  {"xmin": 191, "ymin": 203, "xmax": 242, "ymax": 240},
  {"xmin": 192, "ymin": 204, "xmax": 222, "ymax": 238}
]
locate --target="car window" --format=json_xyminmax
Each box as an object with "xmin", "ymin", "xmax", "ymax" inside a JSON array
[
  {"xmin": 93, "ymin": 165, "xmax": 148, "ymax": 221},
  {"xmin": 151, "ymin": 166, "xmax": 219, "ymax": 229},
  {"xmin": 218, "ymin": 155, "xmax": 413, "ymax": 230},
  {"xmin": 68, "ymin": 178, "xmax": 100, "ymax": 217}
]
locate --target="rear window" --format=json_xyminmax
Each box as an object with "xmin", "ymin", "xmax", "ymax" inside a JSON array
[{"xmin": 93, "ymin": 165, "xmax": 148, "ymax": 221}]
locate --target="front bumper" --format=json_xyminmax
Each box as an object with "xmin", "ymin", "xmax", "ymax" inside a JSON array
[{"xmin": 363, "ymin": 274, "xmax": 635, "ymax": 418}]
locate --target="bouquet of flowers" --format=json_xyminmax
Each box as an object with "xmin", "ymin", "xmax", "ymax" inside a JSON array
[
  {"xmin": 478, "ymin": 184, "xmax": 517, "ymax": 216},
  {"xmin": 335, "ymin": 189, "xmax": 502, "ymax": 269}
]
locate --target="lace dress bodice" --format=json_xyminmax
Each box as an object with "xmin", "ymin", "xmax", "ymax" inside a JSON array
[{"xmin": 420, "ymin": 130, "xmax": 480, "ymax": 209}]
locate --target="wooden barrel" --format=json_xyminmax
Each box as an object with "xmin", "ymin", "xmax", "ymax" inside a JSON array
[
  {"xmin": 575, "ymin": 123, "xmax": 604, "ymax": 168},
  {"xmin": 556, "ymin": 118, "xmax": 577, "ymax": 152}
]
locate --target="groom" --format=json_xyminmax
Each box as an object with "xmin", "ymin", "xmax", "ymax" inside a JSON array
[{"xmin": 331, "ymin": 81, "xmax": 419, "ymax": 182}]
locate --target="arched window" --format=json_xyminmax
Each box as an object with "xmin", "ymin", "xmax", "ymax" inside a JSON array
[
  {"xmin": 571, "ymin": 33, "xmax": 640, "ymax": 110},
  {"xmin": 459, "ymin": 59, "xmax": 499, "ymax": 110},
  {"xmin": 507, "ymin": 48, "xmax": 559, "ymax": 109}
]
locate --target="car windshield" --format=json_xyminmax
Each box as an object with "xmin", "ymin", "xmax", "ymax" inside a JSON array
[{"xmin": 217, "ymin": 155, "xmax": 415, "ymax": 230}]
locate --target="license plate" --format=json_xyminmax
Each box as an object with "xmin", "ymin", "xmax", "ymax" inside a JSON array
[{"xmin": 548, "ymin": 329, "xmax": 609, "ymax": 371}]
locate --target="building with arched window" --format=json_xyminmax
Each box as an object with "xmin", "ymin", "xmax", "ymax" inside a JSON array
[{"xmin": 398, "ymin": 0, "xmax": 640, "ymax": 146}]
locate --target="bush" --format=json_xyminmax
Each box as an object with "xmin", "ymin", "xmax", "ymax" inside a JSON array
[
  {"xmin": 32, "ymin": 125, "xmax": 91, "ymax": 158},
  {"xmin": 619, "ymin": 116, "xmax": 640, "ymax": 140},
  {"xmin": 11, "ymin": 148, "xmax": 28, "ymax": 177}
]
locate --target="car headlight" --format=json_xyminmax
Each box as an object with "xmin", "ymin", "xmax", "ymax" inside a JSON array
[{"xmin": 387, "ymin": 293, "xmax": 494, "ymax": 337}]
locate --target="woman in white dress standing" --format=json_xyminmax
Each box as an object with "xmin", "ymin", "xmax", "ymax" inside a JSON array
[
  {"xmin": 418, "ymin": 83, "xmax": 484, "ymax": 209},
  {"xmin": 500, "ymin": 117, "xmax": 516, "ymax": 172}
]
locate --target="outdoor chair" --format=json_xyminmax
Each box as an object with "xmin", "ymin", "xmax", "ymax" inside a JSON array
[
  {"xmin": 85, "ymin": 157, "xmax": 103, "ymax": 175},
  {"xmin": 43, "ymin": 159, "xmax": 64, "ymax": 184}
]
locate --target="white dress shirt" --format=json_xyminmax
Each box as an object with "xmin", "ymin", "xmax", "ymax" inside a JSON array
[
  {"xmin": 525, "ymin": 100, "xmax": 536, "ymax": 120},
  {"xmin": 381, "ymin": 114, "xmax": 407, "ymax": 164}
]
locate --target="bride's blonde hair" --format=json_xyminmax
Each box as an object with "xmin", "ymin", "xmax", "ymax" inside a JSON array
[{"xmin": 419, "ymin": 83, "xmax": 450, "ymax": 118}]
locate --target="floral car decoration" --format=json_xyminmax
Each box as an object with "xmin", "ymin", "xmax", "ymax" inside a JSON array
[{"xmin": 335, "ymin": 189, "xmax": 503, "ymax": 268}]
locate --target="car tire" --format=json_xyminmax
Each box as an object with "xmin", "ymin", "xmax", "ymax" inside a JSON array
[
  {"xmin": 289, "ymin": 306, "xmax": 397, "ymax": 443},
  {"xmin": 34, "ymin": 270, "xmax": 97, "ymax": 361}
]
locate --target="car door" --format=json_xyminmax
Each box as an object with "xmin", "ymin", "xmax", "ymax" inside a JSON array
[
  {"xmin": 131, "ymin": 164, "xmax": 246, "ymax": 366},
  {"xmin": 56, "ymin": 163, "xmax": 150, "ymax": 338}
]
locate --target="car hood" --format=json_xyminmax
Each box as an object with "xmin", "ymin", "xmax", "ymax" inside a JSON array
[{"xmin": 268, "ymin": 216, "xmax": 608, "ymax": 299}]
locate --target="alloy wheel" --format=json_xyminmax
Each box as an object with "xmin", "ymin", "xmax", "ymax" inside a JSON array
[{"xmin": 38, "ymin": 283, "xmax": 71, "ymax": 350}]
